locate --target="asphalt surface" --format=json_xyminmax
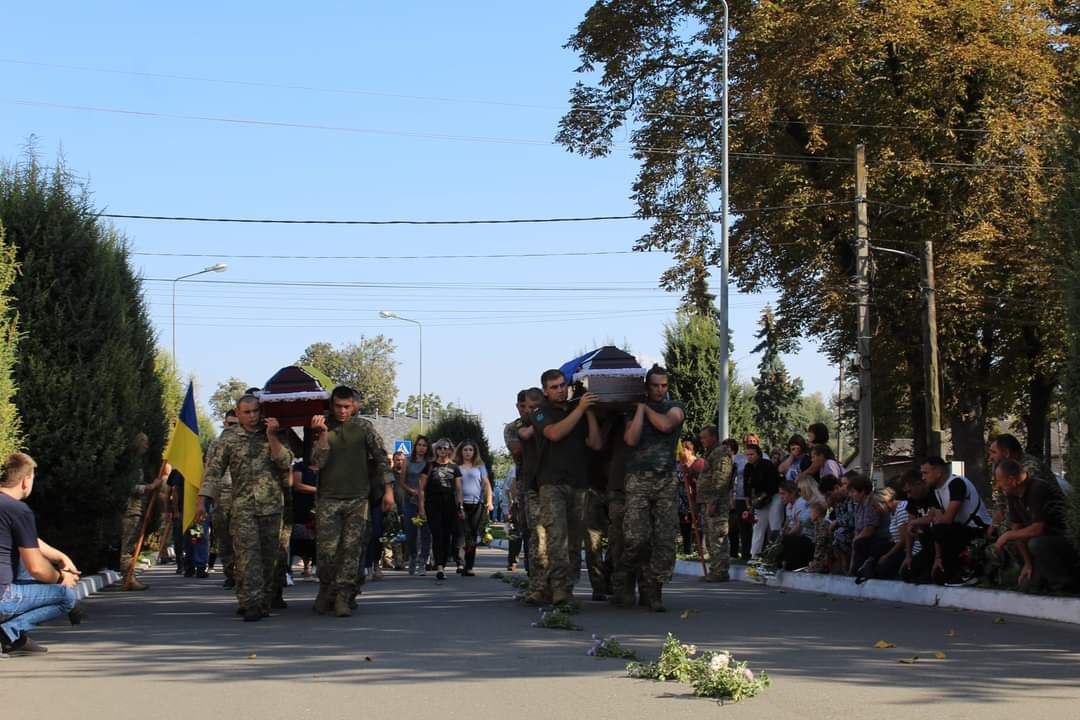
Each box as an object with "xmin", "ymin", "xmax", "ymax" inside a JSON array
[{"xmin": 6, "ymin": 548, "xmax": 1080, "ymax": 720}]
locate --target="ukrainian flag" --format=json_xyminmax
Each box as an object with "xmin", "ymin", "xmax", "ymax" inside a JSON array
[{"xmin": 166, "ymin": 383, "xmax": 204, "ymax": 530}]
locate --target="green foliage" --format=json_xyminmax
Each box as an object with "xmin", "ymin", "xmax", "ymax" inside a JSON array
[
  {"xmin": 752, "ymin": 307, "xmax": 804, "ymax": 449},
  {"xmin": 559, "ymin": 0, "xmax": 1069, "ymax": 482},
  {"xmin": 626, "ymin": 634, "xmax": 771, "ymax": 703},
  {"xmin": 395, "ymin": 393, "xmax": 444, "ymax": 420},
  {"xmin": 587, "ymin": 634, "xmax": 638, "ymax": 660},
  {"xmin": 155, "ymin": 350, "xmax": 184, "ymax": 423},
  {"xmin": 531, "ymin": 607, "xmax": 581, "ymax": 630},
  {"xmin": 298, "ymin": 338, "xmax": 398, "ymax": 415},
  {"xmin": 663, "ymin": 312, "xmax": 755, "ymax": 440},
  {"xmin": 425, "ymin": 410, "xmax": 493, "ymax": 472},
  {"xmin": 1, "ymin": 152, "xmax": 167, "ymax": 570},
  {"xmin": 490, "ymin": 449, "xmax": 513, "ymax": 480},
  {"xmin": 0, "ymin": 222, "xmax": 21, "ymax": 458},
  {"xmin": 1057, "ymin": 42, "xmax": 1080, "ymax": 549},
  {"xmin": 208, "ymin": 376, "xmax": 248, "ymax": 420}
]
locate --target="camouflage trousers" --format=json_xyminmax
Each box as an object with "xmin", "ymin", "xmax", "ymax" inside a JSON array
[
  {"xmin": 316, "ymin": 497, "xmax": 371, "ymax": 596},
  {"xmin": 606, "ymin": 490, "xmax": 629, "ymax": 594},
  {"xmin": 702, "ymin": 497, "xmax": 731, "ymax": 577},
  {"xmin": 584, "ymin": 489, "xmax": 610, "ymax": 594},
  {"xmin": 232, "ymin": 511, "xmax": 282, "ymax": 613},
  {"xmin": 212, "ymin": 504, "xmax": 234, "ymax": 580},
  {"xmin": 274, "ymin": 501, "xmax": 294, "ymax": 593},
  {"xmin": 538, "ymin": 484, "xmax": 586, "ymax": 595},
  {"xmin": 523, "ymin": 489, "xmax": 548, "ymax": 596},
  {"xmin": 623, "ymin": 470, "xmax": 679, "ymax": 586},
  {"xmin": 807, "ymin": 519, "xmax": 832, "ymax": 573},
  {"xmin": 119, "ymin": 513, "xmax": 143, "ymax": 573}
]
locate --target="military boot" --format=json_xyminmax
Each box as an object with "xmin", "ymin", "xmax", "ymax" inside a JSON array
[
  {"xmin": 333, "ymin": 592, "xmax": 353, "ymax": 618},
  {"xmin": 646, "ymin": 582, "xmax": 666, "ymax": 613},
  {"xmin": 313, "ymin": 583, "xmax": 334, "ymax": 615}
]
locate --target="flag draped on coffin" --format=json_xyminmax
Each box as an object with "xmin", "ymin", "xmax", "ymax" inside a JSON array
[{"xmin": 166, "ymin": 383, "xmax": 204, "ymax": 530}]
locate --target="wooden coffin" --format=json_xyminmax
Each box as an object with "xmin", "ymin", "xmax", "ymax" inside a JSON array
[{"xmin": 256, "ymin": 366, "xmax": 330, "ymax": 428}]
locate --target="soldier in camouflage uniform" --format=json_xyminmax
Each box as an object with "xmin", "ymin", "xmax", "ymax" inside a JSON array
[
  {"xmin": 207, "ymin": 411, "xmax": 238, "ymax": 589},
  {"xmin": 531, "ymin": 371, "xmax": 601, "ymax": 608},
  {"xmin": 272, "ymin": 479, "xmax": 294, "ymax": 608},
  {"xmin": 197, "ymin": 395, "xmax": 293, "ymax": 622},
  {"xmin": 504, "ymin": 393, "xmax": 527, "ymax": 571},
  {"xmin": 621, "ymin": 366, "xmax": 685, "ymax": 612},
  {"xmin": 605, "ymin": 421, "xmax": 631, "ymax": 605},
  {"xmin": 120, "ymin": 433, "xmax": 164, "ymax": 591},
  {"xmin": 515, "ymin": 388, "xmax": 549, "ymax": 604},
  {"xmin": 696, "ymin": 426, "xmax": 732, "ymax": 582},
  {"xmin": 988, "ymin": 434, "xmax": 1057, "ymax": 534},
  {"xmin": 309, "ymin": 386, "xmax": 394, "ymax": 618}
]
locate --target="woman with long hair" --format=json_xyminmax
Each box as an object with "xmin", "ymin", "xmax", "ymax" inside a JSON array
[
  {"xmin": 399, "ymin": 435, "xmax": 433, "ymax": 575},
  {"xmin": 454, "ymin": 439, "xmax": 493, "ymax": 577},
  {"xmin": 418, "ymin": 438, "xmax": 463, "ymax": 581}
]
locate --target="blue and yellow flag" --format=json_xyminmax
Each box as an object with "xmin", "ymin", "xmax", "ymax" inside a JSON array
[{"xmin": 166, "ymin": 382, "xmax": 204, "ymax": 530}]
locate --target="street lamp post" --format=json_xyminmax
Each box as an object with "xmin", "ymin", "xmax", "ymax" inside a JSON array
[
  {"xmin": 171, "ymin": 263, "xmax": 227, "ymax": 362},
  {"xmin": 717, "ymin": 0, "xmax": 731, "ymax": 439},
  {"xmin": 380, "ymin": 311, "xmax": 424, "ymax": 432}
]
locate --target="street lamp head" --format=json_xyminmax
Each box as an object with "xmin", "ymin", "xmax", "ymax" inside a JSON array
[
  {"xmin": 379, "ymin": 310, "xmax": 396, "ymax": 319},
  {"xmin": 205, "ymin": 263, "xmax": 228, "ymax": 273}
]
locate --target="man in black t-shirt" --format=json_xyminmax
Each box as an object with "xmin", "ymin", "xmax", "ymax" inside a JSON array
[
  {"xmin": 516, "ymin": 387, "xmax": 548, "ymax": 604},
  {"xmin": 994, "ymin": 459, "xmax": 1079, "ymax": 592},
  {"xmin": 531, "ymin": 369, "xmax": 601, "ymax": 608},
  {"xmin": 1, "ymin": 453, "xmax": 79, "ymax": 656}
]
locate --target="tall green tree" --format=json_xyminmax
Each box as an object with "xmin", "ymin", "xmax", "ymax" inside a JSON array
[
  {"xmin": 1, "ymin": 153, "xmax": 167, "ymax": 569},
  {"xmin": 208, "ymin": 376, "xmax": 249, "ymax": 420},
  {"xmin": 298, "ymin": 338, "xmax": 398, "ymax": 415},
  {"xmin": 752, "ymin": 307, "xmax": 803, "ymax": 450},
  {"xmin": 426, "ymin": 410, "xmax": 493, "ymax": 473},
  {"xmin": 0, "ymin": 221, "xmax": 21, "ymax": 458},
  {"xmin": 559, "ymin": 0, "xmax": 1068, "ymax": 491},
  {"xmin": 1056, "ymin": 28, "xmax": 1080, "ymax": 548},
  {"xmin": 395, "ymin": 393, "xmax": 444, "ymax": 420},
  {"xmin": 662, "ymin": 311, "xmax": 755, "ymax": 441}
]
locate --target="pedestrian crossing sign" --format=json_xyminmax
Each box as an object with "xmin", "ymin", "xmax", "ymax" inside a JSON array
[{"xmin": 394, "ymin": 439, "xmax": 412, "ymax": 456}]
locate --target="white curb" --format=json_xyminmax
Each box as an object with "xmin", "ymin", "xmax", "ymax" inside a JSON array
[
  {"xmin": 491, "ymin": 539, "xmax": 1080, "ymax": 625},
  {"xmin": 72, "ymin": 570, "xmax": 120, "ymax": 602}
]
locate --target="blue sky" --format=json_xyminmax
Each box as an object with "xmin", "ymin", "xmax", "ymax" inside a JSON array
[{"xmin": 1, "ymin": 2, "xmax": 836, "ymax": 446}]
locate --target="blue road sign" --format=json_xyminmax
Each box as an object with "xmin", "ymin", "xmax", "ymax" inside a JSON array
[{"xmin": 394, "ymin": 439, "xmax": 412, "ymax": 456}]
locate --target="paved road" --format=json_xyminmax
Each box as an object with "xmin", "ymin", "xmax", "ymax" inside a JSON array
[{"xmin": 7, "ymin": 548, "xmax": 1080, "ymax": 720}]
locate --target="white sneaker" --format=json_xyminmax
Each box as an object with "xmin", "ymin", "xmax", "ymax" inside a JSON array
[{"xmin": 285, "ymin": 573, "xmax": 295, "ymax": 587}]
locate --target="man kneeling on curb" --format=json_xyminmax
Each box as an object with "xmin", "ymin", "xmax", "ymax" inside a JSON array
[
  {"xmin": 1, "ymin": 453, "xmax": 80, "ymax": 657},
  {"xmin": 993, "ymin": 459, "xmax": 1080, "ymax": 593}
]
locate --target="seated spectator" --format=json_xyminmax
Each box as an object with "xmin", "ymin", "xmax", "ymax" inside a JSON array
[
  {"xmin": 779, "ymin": 435, "xmax": 810, "ymax": 484},
  {"xmin": 848, "ymin": 475, "xmax": 893, "ymax": 578},
  {"xmin": 871, "ymin": 471, "xmax": 922, "ymax": 581},
  {"xmin": 905, "ymin": 457, "xmax": 990, "ymax": 586},
  {"xmin": 994, "ymin": 459, "xmax": 1080, "ymax": 592},
  {"xmin": 775, "ymin": 480, "xmax": 814, "ymax": 570},
  {"xmin": 824, "ymin": 475, "xmax": 854, "ymax": 573},
  {"xmin": 1, "ymin": 453, "xmax": 79, "ymax": 657},
  {"xmin": 805, "ymin": 500, "xmax": 832, "ymax": 573}
]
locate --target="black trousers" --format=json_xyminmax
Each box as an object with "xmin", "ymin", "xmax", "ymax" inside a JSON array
[
  {"xmin": 426, "ymin": 494, "xmax": 457, "ymax": 568},
  {"xmin": 851, "ymin": 535, "xmax": 893, "ymax": 575},
  {"xmin": 778, "ymin": 534, "xmax": 814, "ymax": 571},
  {"xmin": 1027, "ymin": 535, "xmax": 1080, "ymax": 591},
  {"xmin": 729, "ymin": 500, "xmax": 753, "ymax": 560},
  {"xmin": 456, "ymin": 502, "xmax": 486, "ymax": 570}
]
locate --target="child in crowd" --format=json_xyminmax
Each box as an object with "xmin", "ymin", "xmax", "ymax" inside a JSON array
[{"xmin": 805, "ymin": 501, "xmax": 832, "ymax": 573}]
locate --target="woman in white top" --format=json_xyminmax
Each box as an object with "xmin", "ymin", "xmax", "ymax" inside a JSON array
[{"xmin": 454, "ymin": 439, "xmax": 493, "ymax": 576}]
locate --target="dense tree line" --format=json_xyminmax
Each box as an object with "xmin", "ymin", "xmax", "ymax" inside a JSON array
[
  {"xmin": 0, "ymin": 153, "xmax": 167, "ymax": 570},
  {"xmin": 558, "ymin": 0, "xmax": 1074, "ymax": 493}
]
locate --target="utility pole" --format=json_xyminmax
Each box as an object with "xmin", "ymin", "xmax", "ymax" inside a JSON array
[
  {"xmin": 855, "ymin": 145, "xmax": 874, "ymax": 478},
  {"xmin": 837, "ymin": 361, "xmax": 844, "ymax": 459},
  {"xmin": 921, "ymin": 239, "xmax": 942, "ymax": 457}
]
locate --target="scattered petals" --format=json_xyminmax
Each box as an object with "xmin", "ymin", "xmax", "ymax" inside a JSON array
[
  {"xmin": 247, "ymin": 654, "xmax": 257, "ymax": 660},
  {"xmin": 873, "ymin": 640, "xmax": 896, "ymax": 649},
  {"xmin": 933, "ymin": 651, "xmax": 947, "ymax": 660}
]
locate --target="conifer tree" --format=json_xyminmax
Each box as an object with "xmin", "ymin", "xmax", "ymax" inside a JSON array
[
  {"xmin": 752, "ymin": 307, "xmax": 803, "ymax": 451},
  {"xmin": 0, "ymin": 222, "xmax": 20, "ymax": 458},
  {"xmin": 0, "ymin": 153, "xmax": 166, "ymax": 569}
]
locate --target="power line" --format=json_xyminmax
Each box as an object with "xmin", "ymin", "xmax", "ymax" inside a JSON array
[
  {"xmin": 142, "ymin": 277, "xmax": 662, "ymax": 292},
  {"xmin": 9, "ymin": 97, "xmax": 1061, "ymax": 173},
  {"xmin": 0, "ymin": 57, "xmax": 996, "ymax": 134},
  {"xmin": 109, "ymin": 201, "xmax": 851, "ymax": 226},
  {"xmin": 133, "ymin": 249, "xmax": 641, "ymax": 260}
]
